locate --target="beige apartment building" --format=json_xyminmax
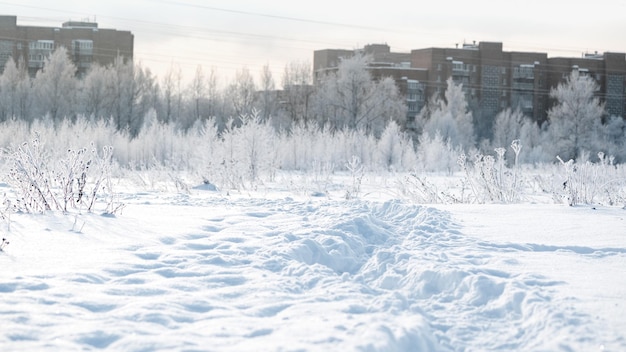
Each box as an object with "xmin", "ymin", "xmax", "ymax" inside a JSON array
[
  {"xmin": 0, "ymin": 15, "xmax": 133, "ymax": 77},
  {"xmin": 314, "ymin": 41, "xmax": 626, "ymax": 138}
]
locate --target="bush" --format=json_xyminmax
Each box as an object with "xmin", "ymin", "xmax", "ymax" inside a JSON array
[
  {"xmin": 555, "ymin": 152, "xmax": 626, "ymax": 206},
  {"xmin": 458, "ymin": 140, "xmax": 524, "ymax": 203},
  {"xmin": 5, "ymin": 133, "xmax": 122, "ymax": 214}
]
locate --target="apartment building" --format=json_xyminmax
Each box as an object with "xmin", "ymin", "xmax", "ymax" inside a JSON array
[
  {"xmin": 0, "ymin": 15, "xmax": 133, "ymax": 77},
  {"xmin": 411, "ymin": 41, "xmax": 550, "ymax": 138},
  {"xmin": 314, "ymin": 41, "xmax": 626, "ymax": 138}
]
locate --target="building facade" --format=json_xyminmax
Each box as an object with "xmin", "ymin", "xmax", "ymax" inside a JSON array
[
  {"xmin": 0, "ymin": 15, "xmax": 133, "ymax": 77},
  {"xmin": 314, "ymin": 41, "xmax": 626, "ymax": 138},
  {"xmin": 411, "ymin": 42, "xmax": 550, "ymax": 138}
]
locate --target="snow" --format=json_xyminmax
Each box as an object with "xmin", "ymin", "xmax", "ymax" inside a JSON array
[{"xmin": 1, "ymin": 177, "xmax": 625, "ymax": 351}]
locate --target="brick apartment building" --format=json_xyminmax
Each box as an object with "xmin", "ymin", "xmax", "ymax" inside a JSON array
[
  {"xmin": 0, "ymin": 15, "xmax": 133, "ymax": 77},
  {"xmin": 314, "ymin": 41, "xmax": 626, "ymax": 138}
]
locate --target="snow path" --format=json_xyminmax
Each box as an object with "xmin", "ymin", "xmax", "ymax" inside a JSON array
[{"xmin": 1, "ymin": 193, "xmax": 624, "ymax": 351}]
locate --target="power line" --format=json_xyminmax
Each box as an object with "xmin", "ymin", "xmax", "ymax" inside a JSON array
[
  {"xmin": 153, "ymin": 0, "xmax": 394, "ymax": 32},
  {"xmin": 1, "ymin": 0, "xmax": 624, "ymax": 86}
]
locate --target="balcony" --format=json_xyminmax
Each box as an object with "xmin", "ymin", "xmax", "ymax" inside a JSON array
[{"xmin": 452, "ymin": 61, "xmax": 470, "ymax": 76}]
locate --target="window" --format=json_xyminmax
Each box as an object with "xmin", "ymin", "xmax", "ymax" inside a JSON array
[
  {"xmin": 29, "ymin": 40, "xmax": 54, "ymax": 50},
  {"xmin": 72, "ymin": 39, "xmax": 93, "ymax": 51},
  {"xmin": 437, "ymin": 63, "xmax": 441, "ymax": 71},
  {"xmin": 517, "ymin": 65, "xmax": 534, "ymax": 79}
]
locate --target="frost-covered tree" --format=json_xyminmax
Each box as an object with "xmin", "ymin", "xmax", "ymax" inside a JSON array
[
  {"xmin": 0, "ymin": 57, "xmax": 31, "ymax": 121},
  {"xmin": 225, "ymin": 67, "xmax": 256, "ymax": 120},
  {"xmin": 258, "ymin": 63, "xmax": 277, "ymax": 122},
  {"xmin": 161, "ymin": 63, "xmax": 183, "ymax": 124},
  {"xmin": 375, "ymin": 121, "xmax": 416, "ymax": 171},
  {"xmin": 312, "ymin": 53, "xmax": 407, "ymax": 136},
  {"xmin": 278, "ymin": 121, "xmax": 316, "ymax": 170},
  {"xmin": 205, "ymin": 66, "xmax": 221, "ymax": 118},
  {"xmin": 368, "ymin": 77, "xmax": 407, "ymax": 134},
  {"xmin": 280, "ymin": 60, "xmax": 314, "ymax": 126},
  {"xmin": 110, "ymin": 56, "xmax": 134, "ymax": 131},
  {"xmin": 136, "ymin": 67, "xmax": 160, "ymax": 131},
  {"xmin": 518, "ymin": 118, "xmax": 551, "ymax": 164},
  {"xmin": 33, "ymin": 47, "xmax": 77, "ymax": 123},
  {"xmin": 80, "ymin": 64, "xmax": 115, "ymax": 120},
  {"xmin": 597, "ymin": 115, "xmax": 626, "ymax": 162},
  {"xmin": 109, "ymin": 57, "xmax": 155, "ymax": 136},
  {"xmin": 421, "ymin": 78, "xmax": 475, "ymax": 151},
  {"xmin": 547, "ymin": 70, "xmax": 605, "ymax": 160},
  {"xmin": 188, "ymin": 65, "xmax": 205, "ymax": 122}
]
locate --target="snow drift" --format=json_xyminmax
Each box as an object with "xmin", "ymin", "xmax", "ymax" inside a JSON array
[{"xmin": 1, "ymin": 192, "xmax": 624, "ymax": 351}]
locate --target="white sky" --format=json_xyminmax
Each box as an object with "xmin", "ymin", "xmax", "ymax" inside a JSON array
[{"xmin": 2, "ymin": 0, "xmax": 625, "ymax": 87}]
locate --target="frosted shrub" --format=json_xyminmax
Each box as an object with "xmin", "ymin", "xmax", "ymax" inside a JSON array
[
  {"xmin": 555, "ymin": 152, "xmax": 626, "ymax": 206},
  {"xmin": 416, "ymin": 132, "xmax": 459, "ymax": 174},
  {"xmin": 333, "ymin": 129, "xmax": 375, "ymax": 171},
  {"xmin": 235, "ymin": 112, "xmax": 277, "ymax": 183},
  {"xmin": 5, "ymin": 134, "xmax": 122, "ymax": 214},
  {"xmin": 397, "ymin": 172, "xmax": 459, "ymax": 204},
  {"xmin": 57, "ymin": 147, "xmax": 90, "ymax": 211},
  {"xmin": 7, "ymin": 134, "xmax": 57, "ymax": 212},
  {"xmin": 199, "ymin": 113, "xmax": 276, "ymax": 191},
  {"xmin": 214, "ymin": 120, "xmax": 246, "ymax": 191},
  {"xmin": 311, "ymin": 160, "xmax": 335, "ymax": 195},
  {"xmin": 458, "ymin": 140, "xmax": 524, "ymax": 203},
  {"xmin": 91, "ymin": 145, "xmax": 124, "ymax": 215},
  {"xmin": 345, "ymin": 156, "xmax": 364, "ymax": 199},
  {"xmin": 375, "ymin": 121, "xmax": 416, "ymax": 171}
]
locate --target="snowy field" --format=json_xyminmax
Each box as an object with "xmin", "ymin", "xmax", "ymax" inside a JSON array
[{"xmin": 0, "ymin": 174, "xmax": 625, "ymax": 351}]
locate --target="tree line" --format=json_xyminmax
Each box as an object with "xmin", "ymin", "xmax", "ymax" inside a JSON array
[
  {"xmin": 0, "ymin": 48, "xmax": 405, "ymax": 137},
  {"xmin": 0, "ymin": 47, "xmax": 624, "ymax": 164}
]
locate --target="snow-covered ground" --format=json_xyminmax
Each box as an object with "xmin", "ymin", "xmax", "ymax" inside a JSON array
[{"xmin": 1, "ymin": 175, "xmax": 625, "ymax": 351}]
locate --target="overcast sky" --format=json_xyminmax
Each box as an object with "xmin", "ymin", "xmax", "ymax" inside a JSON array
[{"xmin": 2, "ymin": 0, "xmax": 625, "ymax": 86}]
